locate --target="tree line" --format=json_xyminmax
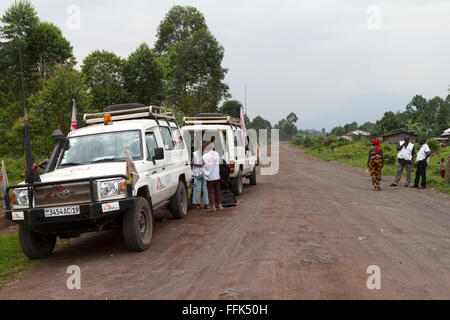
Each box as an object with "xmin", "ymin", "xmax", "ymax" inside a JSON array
[
  {"xmin": 0, "ymin": 2, "xmax": 273, "ymax": 157},
  {"xmin": 329, "ymin": 93, "xmax": 450, "ymax": 138}
]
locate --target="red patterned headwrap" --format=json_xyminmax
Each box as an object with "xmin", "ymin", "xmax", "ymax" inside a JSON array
[{"xmin": 371, "ymin": 139, "xmax": 380, "ymax": 154}]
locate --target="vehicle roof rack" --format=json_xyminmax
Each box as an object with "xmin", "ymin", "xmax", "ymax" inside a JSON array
[
  {"xmin": 83, "ymin": 105, "xmax": 175, "ymax": 125},
  {"xmin": 183, "ymin": 115, "xmax": 241, "ymax": 127}
]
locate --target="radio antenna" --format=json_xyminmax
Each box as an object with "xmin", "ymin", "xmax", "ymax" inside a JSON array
[{"xmin": 14, "ymin": 0, "xmax": 34, "ymax": 184}]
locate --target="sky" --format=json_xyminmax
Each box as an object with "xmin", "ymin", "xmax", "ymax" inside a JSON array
[{"xmin": 1, "ymin": 0, "xmax": 449, "ymax": 130}]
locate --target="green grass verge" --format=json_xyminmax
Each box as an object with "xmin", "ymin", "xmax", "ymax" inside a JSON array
[
  {"xmin": 0, "ymin": 234, "xmax": 35, "ymax": 286},
  {"xmin": 295, "ymin": 140, "xmax": 450, "ymax": 194}
]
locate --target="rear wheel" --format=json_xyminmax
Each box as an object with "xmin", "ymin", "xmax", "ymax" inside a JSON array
[
  {"xmin": 232, "ymin": 171, "xmax": 243, "ymax": 195},
  {"xmin": 249, "ymin": 166, "xmax": 257, "ymax": 185},
  {"xmin": 122, "ymin": 197, "xmax": 153, "ymax": 251},
  {"xmin": 18, "ymin": 226, "xmax": 56, "ymax": 259},
  {"xmin": 170, "ymin": 181, "xmax": 188, "ymax": 219}
]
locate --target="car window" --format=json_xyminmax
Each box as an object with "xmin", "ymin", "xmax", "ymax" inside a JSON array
[
  {"xmin": 145, "ymin": 132, "xmax": 158, "ymax": 160},
  {"xmin": 171, "ymin": 128, "xmax": 184, "ymax": 149},
  {"xmin": 59, "ymin": 130, "xmax": 142, "ymax": 166},
  {"xmin": 160, "ymin": 127, "xmax": 174, "ymax": 150}
]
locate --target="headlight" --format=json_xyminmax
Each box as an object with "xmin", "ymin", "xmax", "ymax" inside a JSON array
[
  {"xmin": 13, "ymin": 188, "xmax": 29, "ymax": 206},
  {"xmin": 96, "ymin": 179, "xmax": 126, "ymax": 200}
]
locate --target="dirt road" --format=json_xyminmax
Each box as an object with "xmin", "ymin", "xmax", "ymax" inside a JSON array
[{"xmin": 1, "ymin": 143, "xmax": 449, "ymax": 299}]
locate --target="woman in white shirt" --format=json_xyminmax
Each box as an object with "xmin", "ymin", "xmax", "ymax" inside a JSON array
[{"xmin": 202, "ymin": 141, "xmax": 223, "ymax": 212}]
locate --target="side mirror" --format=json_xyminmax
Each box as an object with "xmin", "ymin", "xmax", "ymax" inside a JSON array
[{"xmin": 154, "ymin": 147, "xmax": 164, "ymax": 160}]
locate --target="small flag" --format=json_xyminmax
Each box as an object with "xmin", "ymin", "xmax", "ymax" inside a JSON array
[
  {"xmin": 70, "ymin": 99, "xmax": 78, "ymax": 132},
  {"xmin": 125, "ymin": 148, "xmax": 139, "ymax": 187},
  {"xmin": 1, "ymin": 160, "xmax": 8, "ymax": 196},
  {"xmin": 240, "ymin": 106, "xmax": 247, "ymax": 145}
]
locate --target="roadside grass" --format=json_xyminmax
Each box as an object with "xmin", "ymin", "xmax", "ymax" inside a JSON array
[
  {"xmin": 297, "ymin": 140, "xmax": 450, "ymax": 194},
  {"xmin": 0, "ymin": 234, "xmax": 35, "ymax": 286}
]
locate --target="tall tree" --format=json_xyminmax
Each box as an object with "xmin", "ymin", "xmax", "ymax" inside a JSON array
[
  {"xmin": 0, "ymin": 0, "xmax": 40, "ymax": 97},
  {"xmin": 82, "ymin": 50, "xmax": 132, "ymax": 111},
  {"xmin": 165, "ymin": 28, "xmax": 229, "ymax": 114},
  {"xmin": 122, "ymin": 43, "xmax": 165, "ymax": 106},
  {"xmin": 28, "ymin": 22, "xmax": 74, "ymax": 81},
  {"xmin": 286, "ymin": 112, "xmax": 298, "ymax": 124},
  {"xmin": 154, "ymin": 5, "xmax": 207, "ymax": 56}
]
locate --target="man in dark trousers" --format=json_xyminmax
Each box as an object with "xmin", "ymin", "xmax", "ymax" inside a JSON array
[
  {"xmin": 413, "ymin": 138, "xmax": 431, "ymax": 189},
  {"xmin": 390, "ymin": 136, "xmax": 415, "ymax": 187}
]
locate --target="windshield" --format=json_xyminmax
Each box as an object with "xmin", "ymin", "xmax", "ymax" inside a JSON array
[{"xmin": 58, "ymin": 130, "xmax": 142, "ymax": 167}]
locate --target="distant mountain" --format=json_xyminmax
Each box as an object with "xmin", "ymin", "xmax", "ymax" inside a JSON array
[{"xmin": 303, "ymin": 92, "xmax": 409, "ymax": 131}]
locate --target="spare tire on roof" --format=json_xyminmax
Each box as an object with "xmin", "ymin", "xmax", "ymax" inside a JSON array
[{"xmin": 103, "ymin": 103, "xmax": 146, "ymax": 113}]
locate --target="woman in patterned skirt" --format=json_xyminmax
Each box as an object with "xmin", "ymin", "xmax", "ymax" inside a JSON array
[{"xmin": 367, "ymin": 139, "xmax": 384, "ymax": 191}]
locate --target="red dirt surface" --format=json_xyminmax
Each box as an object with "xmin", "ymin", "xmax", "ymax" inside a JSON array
[{"xmin": 1, "ymin": 143, "xmax": 449, "ymax": 299}]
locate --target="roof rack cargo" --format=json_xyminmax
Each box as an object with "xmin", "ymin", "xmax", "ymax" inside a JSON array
[
  {"xmin": 183, "ymin": 115, "xmax": 240, "ymax": 126},
  {"xmin": 83, "ymin": 105, "xmax": 175, "ymax": 125}
]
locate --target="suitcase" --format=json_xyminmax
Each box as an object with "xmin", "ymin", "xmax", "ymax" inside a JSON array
[{"xmin": 221, "ymin": 189, "xmax": 237, "ymax": 207}]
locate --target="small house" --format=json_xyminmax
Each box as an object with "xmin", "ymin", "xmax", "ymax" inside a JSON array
[
  {"xmin": 382, "ymin": 131, "xmax": 417, "ymax": 145},
  {"xmin": 340, "ymin": 130, "xmax": 370, "ymax": 142}
]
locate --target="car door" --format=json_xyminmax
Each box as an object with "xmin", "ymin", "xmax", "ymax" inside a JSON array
[
  {"xmin": 142, "ymin": 130, "xmax": 167, "ymax": 205},
  {"xmin": 159, "ymin": 126, "xmax": 178, "ymax": 197}
]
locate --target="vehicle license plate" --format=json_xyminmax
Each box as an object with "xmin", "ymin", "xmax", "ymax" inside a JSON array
[{"xmin": 44, "ymin": 206, "xmax": 80, "ymax": 218}]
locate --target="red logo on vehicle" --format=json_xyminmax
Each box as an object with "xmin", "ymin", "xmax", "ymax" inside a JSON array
[{"xmin": 45, "ymin": 185, "xmax": 71, "ymax": 199}]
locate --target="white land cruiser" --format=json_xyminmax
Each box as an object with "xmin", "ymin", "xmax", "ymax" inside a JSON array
[
  {"xmin": 5, "ymin": 105, "xmax": 192, "ymax": 259},
  {"xmin": 181, "ymin": 114, "xmax": 258, "ymax": 195}
]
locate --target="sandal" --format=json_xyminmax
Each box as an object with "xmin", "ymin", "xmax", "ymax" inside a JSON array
[{"xmin": 194, "ymin": 204, "xmax": 200, "ymax": 209}]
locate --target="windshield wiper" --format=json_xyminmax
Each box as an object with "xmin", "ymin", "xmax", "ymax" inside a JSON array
[
  {"xmin": 91, "ymin": 157, "xmax": 125, "ymax": 163},
  {"xmin": 59, "ymin": 162, "xmax": 88, "ymax": 167}
]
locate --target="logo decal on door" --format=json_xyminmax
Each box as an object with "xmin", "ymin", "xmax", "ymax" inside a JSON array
[{"xmin": 156, "ymin": 177, "xmax": 166, "ymax": 192}]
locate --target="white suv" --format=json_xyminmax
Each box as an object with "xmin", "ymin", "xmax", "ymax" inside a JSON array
[
  {"xmin": 181, "ymin": 114, "xmax": 258, "ymax": 195},
  {"xmin": 5, "ymin": 105, "xmax": 192, "ymax": 259}
]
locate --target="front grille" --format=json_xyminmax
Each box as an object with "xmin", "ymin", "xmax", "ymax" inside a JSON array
[{"xmin": 34, "ymin": 182, "xmax": 92, "ymax": 207}]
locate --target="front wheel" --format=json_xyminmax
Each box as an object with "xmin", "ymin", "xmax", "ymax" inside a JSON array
[
  {"xmin": 122, "ymin": 197, "xmax": 153, "ymax": 251},
  {"xmin": 170, "ymin": 180, "xmax": 188, "ymax": 219},
  {"xmin": 18, "ymin": 226, "xmax": 56, "ymax": 259}
]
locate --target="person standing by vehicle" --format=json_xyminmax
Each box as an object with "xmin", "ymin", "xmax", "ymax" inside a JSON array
[
  {"xmin": 367, "ymin": 139, "xmax": 384, "ymax": 191},
  {"xmin": 390, "ymin": 136, "xmax": 415, "ymax": 187},
  {"xmin": 413, "ymin": 138, "xmax": 431, "ymax": 189},
  {"xmin": 37, "ymin": 151, "xmax": 52, "ymax": 170},
  {"xmin": 202, "ymin": 140, "xmax": 224, "ymax": 212},
  {"xmin": 192, "ymin": 142, "xmax": 209, "ymax": 209}
]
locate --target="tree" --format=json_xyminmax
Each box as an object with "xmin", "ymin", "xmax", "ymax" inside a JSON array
[
  {"xmin": 165, "ymin": 28, "xmax": 229, "ymax": 114},
  {"xmin": 280, "ymin": 121, "xmax": 297, "ymax": 141},
  {"xmin": 0, "ymin": 1, "xmax": 40, "ymax": 97},
  {"xmin": 220, "ymin": 100, "xmax": 242, "ymax": 118},
  {"xmin": 286, "ymin": 112, "xmax": 298, "ymax": 124},
  {"xmin": 28, "ymin": 64, "xmax": 92, "ymax": 136},
  {"xmin": 154, "ymin": 5, "xmax": 207, "ymax": 56},
  {"xmin": 82, "ymin": 50, "xmax": 132, "ymax": 111},
  {"xmin": 28, "ymin": 22, "xmax": 74, "ymax": 81},
  {"xmin": 122, "ymin": 43, "xmax": 165, "ymax": 106},
  {"xmin": 375, "ymin": 111, "xmax": 402, "ymax": 134},
  {"xmin": 250, "ymin": 115, "xmax": 272, "ymax": 132},
  {"xmin": 437, "ymin": 98, "xmax": 450, "ymax": 134}
]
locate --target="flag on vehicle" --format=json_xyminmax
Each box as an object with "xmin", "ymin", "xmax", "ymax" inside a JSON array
[
  {"xmin": 1, "ymin": 159, "xmax": 8, "ymax": 196},
  {"xmin": 240, "ymin": 106, "xmax": 247, "ymax": 145},
  {"xmin": 70, "ymin": 99, "xmax": 78, "ymax": 132},
  {"xmin": 125, "ymin": 148, "xmax": 139, "ymax": 187}
]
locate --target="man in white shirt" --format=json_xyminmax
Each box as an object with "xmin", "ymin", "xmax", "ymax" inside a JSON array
[
  {"xmin": 390, "ymin": 136, "xmax": 415, "ymax": 187},
  {"xmin": 202, "ymin": 140, "xmax": 224, "ymax": 212},
  {"xmin": 413, "ymin": 138, "xmax": 431, "ymax": 189}
]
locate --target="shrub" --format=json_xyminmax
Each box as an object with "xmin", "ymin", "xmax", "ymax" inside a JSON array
[{"xmin": 427, "ymin": 138, "xmax": 440, "ymax": 152}]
